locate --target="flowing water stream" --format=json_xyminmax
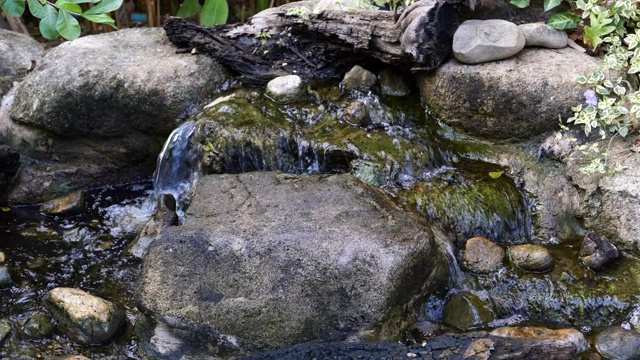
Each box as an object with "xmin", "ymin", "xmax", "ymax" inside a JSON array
[{"xmin": 1, "ymin": 84, "xmax": 640, "ymax": 358}]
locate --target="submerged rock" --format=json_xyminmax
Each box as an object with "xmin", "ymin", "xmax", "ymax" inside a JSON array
[
  {"xmin": 378, "ymin": 69, "xmax": 410, "ymax": 97},
  {"xmin": 490, "ymin": 326, "xmax": 586, "ymax": 355},
  {"xmin": 0, "ymin": 265, "xmax": 12, "ymax": 288},
  {"xmin": 0, "ymin": 319, "xmax": 11, "ymax": 343},
  {"xmin": 443, "ymin": 291, "xmax": 495, "ymax": 331},
  {"xmin": 452, "ymin": 20, "xmax": 525, "ymax": 64},
  {"xmin": 136, "ymin": 172, "xmax": 448, "ymax": 355},
  {"xmin": 519, "ymin": 23, "xmax": 568, "ymax": 49},
  {"xmin": 0, "ymin": 29, "xmax": 45, "ymax": 99},
  {"xmin": 418, "ymin": 48, "xmax": 601, "ymax": 140},
  {"xmin": 342, "ymin": 65, "xmax": 377, "ymax": 91},
  {"xmin": 265, "ymin": 75, "xmax": 306, "ymax": 103},
  {"xmin": 2, "ymin": 28, "xmax": 230, "ymax": 204},
  {"xmin": 19, "ymin": 313, "xmax": 53, "ymax": 340},
  {"xmin": 580, "ymin": 231, "xmax": 619, "ymax": 271},
  {"xmin": 44, "ymin": 287, "xmax": 125, "ymax": 345},
  {"xmin": 462, "ymin": 236, "xmax": 505, "ymax": 274},
  {"xmin": 509, "ymin": 244, "xmax": 553, "ymax": 272},
  {"xmin": 39, "ymin": 191, "xmax": 86, "ymax": 216},
  {"xmin": 595, "ymin": 326, "xmax": 640, "ymax": 360}
]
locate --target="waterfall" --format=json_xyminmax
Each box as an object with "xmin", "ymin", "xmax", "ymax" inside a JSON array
[
  {"xmin": 432, "ymin": 226, "xmax": 469, "ymax": 290},
  {"xmin": 152, "ymin": 120, "xmax": 202, "ymax": 220}
]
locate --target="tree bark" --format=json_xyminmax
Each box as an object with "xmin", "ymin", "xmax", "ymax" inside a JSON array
[{"xmin": 163, "ymin": 0, "xmax": 458, "ymax": 85}]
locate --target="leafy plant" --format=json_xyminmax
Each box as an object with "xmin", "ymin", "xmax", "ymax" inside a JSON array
[
  {"xmin": 285, "ymin": 6, "xmax": 309, "ymax": 20},
  {"xmin": 1, "ymin": 0, "xmax": 122, "ymax": 40},
  {"xmin": 177, "ymin": 0, "xmax": 228, "ymax": 26}
]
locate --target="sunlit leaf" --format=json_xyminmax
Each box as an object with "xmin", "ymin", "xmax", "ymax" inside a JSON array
[
  {"xmin": 1, "ymin": 0, "xmax": 26, "ymax": 16},
  {"xmin": 1, "ymin": 207, "xmax": 10, "ymax": 212},
  {"xmin": 200, "ymin": 0, "xmax": 228, "ymax": 26},
  {"xmin": 488, "ymin": 171, "xmax": 503, "ymax": 179},
  {"xmin": 176, "ymin": 0, "xmax": 201, "ymax": 18},
  {"xmin": 544, "ymin": 0, "xmax": 562, "ymax": 11},
  {"xmin": 84, "ymin": 0, "xmax": 123, "ymax": 15},
  {"xmin": 82, "ymin": 12, "xmax": 116, "ymax": 28},
  {"xmin": 55, "ymin": 0, "xmax": 83, "ymax": 14},
  {"xmin": 56, "ymin": 9, "xmax": 81, "ymax": 40},
  {"xmin": 509, "ymin": 0, "xmax": 529, "ymax": 8},
  {"xmin": 39, "ymin": 5, "xmax": 60, "ymax": 39},
  {"xmin": 28, "ymin": 0, "xmax": 48, "ymax": 19},
  {"xmin": 548, "ymin": 12, "xmax": 581, "ymax": 29}
]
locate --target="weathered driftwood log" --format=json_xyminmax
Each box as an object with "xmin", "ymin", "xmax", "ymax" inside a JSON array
[{"xmin": 164, "ymin": 0, "xmax": 457, "ymax": 85}]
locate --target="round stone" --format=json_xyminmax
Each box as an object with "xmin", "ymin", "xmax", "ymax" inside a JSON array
[
  {"xmin": 509, "ymin": 244, "xmax": 553, "ymax": 272},
  {"xmin": 462, "ymin": 236, "xmax": 505, "ymax": 274}
]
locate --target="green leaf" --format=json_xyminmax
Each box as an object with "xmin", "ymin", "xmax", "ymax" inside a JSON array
[
  {"xmin": 56, "ymin": 0, "xmax": 83, "ymax": 14},
  {"xmin": 1, "ymin": 207, "xmax": 9, "ymax": 212},
  {"xmin": 56, "ymin": 9, "xmax": 81, "ymax": 40},
  {"xmin": 84, "ymin": 0, "xmax": 123, "ymax": 15},
  {"xmin": 1, "ymin": 0, "xmax": 26, "ymax": 16},
  {"xmin": 82, "ymin": 12, "xmax": 116, "ymax": 27},
  {"xmin": 28, "ymin": 0, "xmax": 48, "ymax": 19},
  {"xmin": 200, "ymin": 0, "xmax": 228, "ymax": 26},
  {"xmin": 548, "ymin": 12, "xmax": 581, "ymax": 29},
  {"xmin": 39, "ymin": 5, "xmax": 60, "ymax": 39},
  {"xmin": 68, "ymin": 0, "xmax": 100, "ymax": 3},
  {"xmin": 488, "ymin": 171, "xmax": 503, "ymax": 179},
  {"xmin": 619, "ymin": 126, "xmax": 628, "ymax": 137},
  {"xmin": 176, "ymin": 0, "xmax": 201, "ymax": 18},
  {"xmin": 509, "ymin": 0, "xmax": 529, "ymax": 8},
  {"xmin": 544, "ymin": 0, "xmax": 562, "ymax": 11}
]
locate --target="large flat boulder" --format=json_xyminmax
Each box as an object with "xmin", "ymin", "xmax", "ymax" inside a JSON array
[
  {"xmin": 0, "ymin": 29, "xmax": 45, "ymax": 100},
  {"xmin": 418, "ymin": 48, "xmax": 600, "ymax": 140},
  {"xmin": 0, "ymin": 28, "xmax": 230, "ymax": 203},
  {"xmin": 136, "ymin": 172, "xmax": 448, "ymax": 357}
]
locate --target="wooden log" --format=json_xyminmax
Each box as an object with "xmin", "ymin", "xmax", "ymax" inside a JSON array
[{"xmin": 163, "ymin": 0, "xmax": 457, "ymax": 85}]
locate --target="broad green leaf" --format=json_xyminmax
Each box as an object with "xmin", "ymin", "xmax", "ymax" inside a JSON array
[
  {"xmin": 200, "ymin": 0, "xmax": 228, "ymax": 26},
  {"xmin": 544, "ymin": 0, "xmax": 562, "ymax": 11},
  {"xmin": 28, "ymin": 0, "xmax": 48, "ymax": 19},
  {"xmin": 177, "ymin": 0, "xmax": 201, "ymax": 18},
  {"xmin": 1, "ymin": 207, "xmax": 9, "ymax": 212},
  {"xmin": 488, "ymin": 171, "xmax": 503, "ymax": 179},
  {"xmin": 84, "ymin": 0, "xmax": 123, "ymax": 15},
  {"xmin": 56, "ymin": 9, "xmax": 81, "ymax": 40},
  {"xmin": 39, "ymin": 5, "xmax": 60, "ymax": 39},
  {"xmin": 82, "ymin": 13, "xmax": 116, "ymax": 27},
  {"xmin": 548, "ymin": 12, "xmax": 581, "ymax": 29},
  {"xmin": 509, "ymin": 0, "xmax": 529, "ymax": 8},
  {"xmin": 619, "ymin": 126, "xmax": 628, "ymax": 137},
  {"xmin": 56, "ymin": 0, "xmax": 83, "ymax": 14},
  {"xmin": 1, "ymin": 0, "xmax": 26, "ymax": 16},
  {"xmin": 576, "ymin": 76, "xmax": 587, "ymax": 84}
]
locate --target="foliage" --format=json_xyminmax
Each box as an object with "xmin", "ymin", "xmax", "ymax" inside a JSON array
[
  {"xmin": 285, "ymin": 6, "xmax": 309, "ymax": 20},
  {"xmin": 1, "ymin": 0, "xmax": 121, "ymax": 40},
  {"xmin": 177, "ymin": 0, "xmax": 228, "ymax": 26}
]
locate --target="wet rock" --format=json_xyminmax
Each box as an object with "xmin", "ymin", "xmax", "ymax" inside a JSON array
[
  {"xmin": 2, "ymin": 28, "xmax": 230, "ymax": 204},
  {"xmin": 19, "ymin": 313, "xmax": 53, "ymax": 340},
  {"xmin": 136, "ymin": 172, "xmax": 448, "ymax": 355},
  {"xmin": 418, "ymin": 48, "xmax": 600, "ymax": 140},
  {"xmin": 44, "ymin": 287, "xmax": 125, "ymax": 345},
  {"xmin": 519, "ymin": 23, "xmax": 568, "ymax": 48},
  {"xmin": 490, "ymin": 326, "xmax": 587, "ymax": 355},
  {"xmin": 129, "ymin": 194, "xmax": 178, "ymax": 258},
  {"xmin": 452, "ymin": 20, "xmax": 525, "ymax": 64},
  {"xmin": 540, "ymin": 133, "xmax": 573, "ymax": 161},
  {"xmin": 0, "ymin": 251, "xmax": 5, "ymax": 263},
  {"xmin": 342, "ymin": 65, "xmax": 377, "ymax": 91},
  {"xmin": 52, "ymin": 356, "xmax": 92, "ymax": 360},
  {"xmin": 595, "ymin": 326, "xmax": 640, "ymax": 360},
  {"xmin": 62, "ymin": 227, "xmax": 93, "ymax": 243},
  {"xmin": 443, "ymin": 291, "xmax": 495, "ymax": 331},
  {"xmin": 0, "ymin": 29, "xmax": 46, "ymax": 99},
  {"xmin": 509, "ymin": 244, "xmax": 553, "ymax": 272},
  {"xmin": 580, "ymin": 231, "xmax": 619, "ymax": 271},
  {"xmin": 265, "ymin": 75, "xmax": 305, "ymax": 103},
  {"xmin": 0, "ymin": 265, "xmax": 13, "ymax": 288},
  {"xmin": 627, "ymin": 306, "xmax": 640, "ymax": 330},
  {"xmin": 343, "ymin": 100, "xmax": 369, "ymax": 126},
  {"xmin": 39, "ymin": 191, "xmax": 86, "ymax": 216},
  {"xmin": 462, "ymin": 236, "xmax": 505, "ymax": 274},
  {"xmin": 0, "ymin": 319, "xmax": 11, "ymax": 343},
  {"xmin": 378, "ymin": 69, "xmax": 410, "ymax": 97},
  {"xmin": 0, "ymin": 145, "xmax": 19, "ymax": 192}
]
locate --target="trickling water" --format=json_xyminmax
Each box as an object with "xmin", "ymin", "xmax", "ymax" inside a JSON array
[{"xmin": 432, "ymin": 227, "xmax": 469, "ymax": 290}]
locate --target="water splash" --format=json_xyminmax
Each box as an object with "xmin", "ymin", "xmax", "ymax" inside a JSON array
[{"xmin": 432, "ymin": 226, "xmax": 469, "ymax": 290}]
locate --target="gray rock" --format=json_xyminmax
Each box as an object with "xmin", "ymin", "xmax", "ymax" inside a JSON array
[
  {"xmin": 0, "ymin": 251, "xmax": 5, "ymax": 264},
  {"xmin": 540, "ymin": 133, "xmax": 573, "ymax": 161},
  {"xmin": 136, "ymin": 172, "xmax": 448, "ymax": 355},
  {"xmin": 0, "ymin": 265, "xmax": 13, "ymax": 288},
  {"xmin": 39, "ymin": 190, "xmax": 86, "ymax": 216},
  {"xmin": 0, "ymin": 319, "xmax": 11, "ymax": 343},
  {"xmin": 378, "ymin": 69, "xmax": 410, "ymax": 97},
  {"xmin": 20, "ymin": 313, "xmax": 53, "ymax": 340},
  {"xmin": 343, "ymin": 100, "xmax": 369, "ymax": 126},
  {"xmin": 129, "ymin": 194, "xmax": 178, "ymax": 258},
  {"xmin": 418, "ymin": 48, "xmax": 601, "ymax": 140},
  {"xmin": 519, "ymin": 23, "xmax": 568, "ymax": 49},
  {"xmin": 342, "ymin": 65, "xmax": 377, "ymax": 91},
  {"xmin": 491, "ymin": 326, "xmax": 587, "ymax": 355},
  {"xmin": 595, "ymin": 326, "xmax": 640, "ymax": 360},
  {"xmin": 509, "ymin": 244, "xmax": 553, "ymax": 272},
  {"xmin": 0, "ymin": 29, "xmax": 45, "ymax": 99},
  {"xmin": 44, "ymin": 287, "xmax": 125, "ymax": 345},
  {"xmin": 2, "ymin": 28, "xmax": 230, "ymax": 204},
  {"xmin": 579, "ymin": 231, "xmax": 619, "ymax": 271},
  {"xmin": 265, "ymin": 75, "xmax": 305, "ymax": 103},
  {"xmin": 453, "ymin": 19, "xmax": 525, "ymax": 64},
  {"xmin": 443, "ymin": 291, "xmax": 495, "ymax": 331},
  {"xmin": 462, "ymin": 236, "xmax": 505, "ymax": 274}
]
